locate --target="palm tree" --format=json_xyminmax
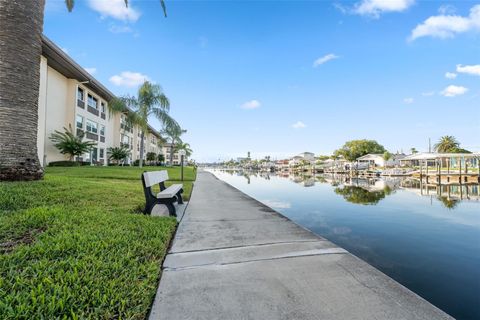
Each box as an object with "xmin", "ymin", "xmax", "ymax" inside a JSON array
[
  {"xmin": 0, "ymin": 1, "xmax": 166, "ymax": 181},
  {"xmin": 108, "ymin": 146, "xmax": 130, "ymax": 165},
  {"xmin": 163, "ymin": 124, "xmax": 186, "ymax": 165},
  {"xmin": 49, "ymin": 126, "xmax": 97, "ymax": 162},
  {"xmin": 175, "ymin": 142, "xmax": 193, "ymax": 158},
  {"xmin": 110, "ymin": 81, "xmax": 177, "ymax": 168},
  {"xmin": 434, "ymin": 136, "xmax": 460, "ymax": 153}
]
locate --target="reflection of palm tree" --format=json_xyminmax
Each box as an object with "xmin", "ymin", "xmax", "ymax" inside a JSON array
[
  {"xmin": 334, "ymin": 186, "xmax": 387, "ymax": 205},
  {"xmin": 437, "ymin": 196, "xmax": 459, "ymax": 209}
]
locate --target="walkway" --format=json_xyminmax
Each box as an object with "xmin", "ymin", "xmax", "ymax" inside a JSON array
[{"xmin": 149, "ymin": 171, "xmax": 452, "ymax": 320}]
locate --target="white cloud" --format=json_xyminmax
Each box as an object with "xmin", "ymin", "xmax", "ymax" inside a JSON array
[
  {"xmin": 313, "ymin": 54, "xmax": 339, "ymax": 67},
  {"xmin": 109, "ymin": 71, "xmax": 150, "ymax": 87},
  {"xmin": 409, "ymin": 4, "xmax": 480, "ymax": 41},
  {"xmin": 456, "ymin": 64, "xmax": 480, "ymax": 76},
  {"xmin": 88, "ymin": 0, "xmax": 140, "ymax": 22},
  {"xmin": 292, "ymin": 121, "xmax": 306, "ymax": 129},
  {"xmin": 403, "ymin": 97, "xmax": 414, "ymax": 104},
  {"xmin": 85, "ymin": 67, "xmax": 97, "ymax": 75},
  {"xmin": 422, "ymin": 91, "xmax": 435, "ymax": 96},
  {"xmin": 438, "ymin": 4, "xmax": 456, "ymax": 15},
  {"xmin": 445, "ymin": 72, "xmax": 457, "ymax": 79},
  {"xmin": 441, "ymin": 85, "xmax": 468, "ymax": 97},
  {"xmin": 240, "ymin": 100, "xmax": 261, "ymax": 110},
  {"xmin": 353, "ymin": 0, "xmax": 415, "ymax": 17},
  {"xmin": 109, "ymin": 24, "xmax": 133, "ymax": 33}
]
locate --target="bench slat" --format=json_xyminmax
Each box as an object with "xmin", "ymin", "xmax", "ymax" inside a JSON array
[
  {"xmin": 143, "ymin": 170, "xmax": 169, "ymax": 187},
  {"xmin": 157, "ymin": 184, "xmax": 183, "ymax": 198}
]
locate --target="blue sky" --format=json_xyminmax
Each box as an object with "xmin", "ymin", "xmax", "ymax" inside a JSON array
[{"xmin": 44, "ymin": 0, "xmax": 480, "ymax": 162}]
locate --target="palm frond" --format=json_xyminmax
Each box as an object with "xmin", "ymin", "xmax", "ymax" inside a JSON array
[
  {"xmin": 160, "ymin": 0, "xmax": 168, "ymax": 17},
  {"xmin": 65, "ymin": 0, "xmax": 75, "ymax": 12}
]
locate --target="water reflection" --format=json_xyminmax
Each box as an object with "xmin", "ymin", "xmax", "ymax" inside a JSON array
[
  {"xmin": 208, "ymin": 168, "xmax": 480, "ymax": 320},
  {"xmin": 216, "ymin": 169, "xmax": 479, "ymax": 209}
]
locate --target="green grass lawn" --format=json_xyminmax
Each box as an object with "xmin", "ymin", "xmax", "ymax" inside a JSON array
[{"xmin": 0, "ymin": 166, "xmax": 196, "ymax": 319}]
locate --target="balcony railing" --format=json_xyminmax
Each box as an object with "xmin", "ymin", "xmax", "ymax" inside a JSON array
[
  {"xmin": 86, "ymin": 132, "xmax": 98, "ymax": 141},
  {"xmin": 77, "ymin": 100, "xmax": 85, "ymax": 109},
  {"xmin": 87, "ymin": 105, "xmax": 99, "ymax": 116}
]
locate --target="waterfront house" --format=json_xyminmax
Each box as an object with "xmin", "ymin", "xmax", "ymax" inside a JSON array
[{"xmin": 357, "ymin": 153, "xmax": 406, "ymax": 168}]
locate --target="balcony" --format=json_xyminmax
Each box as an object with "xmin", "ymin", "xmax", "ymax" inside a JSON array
[
  {"xmin": 87, "ymin": 105, "xmax": 99, "ymax": 116},
  {"xmin": 77, "ymin": 99, "xmax": 85, "ymax": 109},
  {"xmin": 86, "ymin": 132, "xmax": 98, "ymax": 141},
  {"xmin": 101, "ymin": 112, "xmax": 106, "ymax": 120},
  {"xmin": 100, "ymin": 136, "xmax": 105, "ymax": 143}
]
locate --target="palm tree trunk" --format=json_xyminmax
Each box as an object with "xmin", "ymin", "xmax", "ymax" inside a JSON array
[
  {"xmin": 170, "ymin": 139, "xmax": 175, "ymax": 165},
  {"xmin": 139, "ymin": 131, "xmax": 144, "ymax": 168},
  {"xmin": 0, "ymin": 0, "xmax": 45, "ymax": 181}
]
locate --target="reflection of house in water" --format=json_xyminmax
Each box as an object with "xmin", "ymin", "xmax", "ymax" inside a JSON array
[{"xmin": 400, "ymin": 179, "xmax": 480, "ymax": 202}]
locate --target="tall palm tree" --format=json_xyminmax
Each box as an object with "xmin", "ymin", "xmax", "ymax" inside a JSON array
[
  {"xmin": 163, "ymin": 124, "xmax": 186, "ymax": 165},
  {"xmin": 434, "ymin": 136, "xmax": 460, "ymax": 153},
  {"xmin": 110, "ymin": 81, "xmax": 177, "ymax": 168},
  {"xmin": 0, "ymin": 1, "xmax": 166, "ymax": 181}
]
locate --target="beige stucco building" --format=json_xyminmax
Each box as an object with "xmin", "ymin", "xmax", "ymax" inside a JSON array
[{"xmin": 37, "ymin": 36, "xmax": 177, "ymax": 166}]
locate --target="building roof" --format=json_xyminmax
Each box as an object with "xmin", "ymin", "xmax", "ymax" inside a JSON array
[
  {"xmin": 401, "ymin": 152, "xmax": 480, "ymax": 161},
  {"xmin": 357, "ymin": 154, "xmax": 384, "ymax": 160},
  {"xmin": 41, "ymin": 35, "xmax": 162, "ymax": 139}
]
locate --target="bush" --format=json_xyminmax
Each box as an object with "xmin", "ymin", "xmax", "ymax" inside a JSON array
[
  {"xmin": 48, "ymin": 161, "xmax": 80, "ymax": 167},
  {"xmin": 133, "ymin": 159, "xmax": 140, "ymax": 167}
]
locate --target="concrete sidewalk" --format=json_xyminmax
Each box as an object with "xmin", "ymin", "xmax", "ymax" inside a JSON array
[{"xmin": 149, "ymin": 171, "xmax": 452, "ymax": 320}]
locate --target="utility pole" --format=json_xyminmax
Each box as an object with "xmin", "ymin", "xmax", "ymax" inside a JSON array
[{"xmin": 428, "ymin": 138, "xmax": 431, "ymax": 153}]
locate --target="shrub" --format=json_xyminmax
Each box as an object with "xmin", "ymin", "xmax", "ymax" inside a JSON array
[{"xmin": 48, "ymin": 161, "xmax": 80, "ymax": 167}]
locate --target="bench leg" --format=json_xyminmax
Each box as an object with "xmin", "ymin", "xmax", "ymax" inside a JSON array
[
  {"xmin": 144, "ymin": 201, "xmax": 155, "ymax": 215},
  {"xmin": 177, "ymin": 191, "xmax": 184, "ymax": 204},
  {"xmin": 165, "ymin": 203, "xmax": 177, "ymax": 217}
]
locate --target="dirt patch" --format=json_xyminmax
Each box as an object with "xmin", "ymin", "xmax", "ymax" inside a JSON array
[{"xmin": 0, "ymin": 227, "xmax": 47, "ymax": 254}]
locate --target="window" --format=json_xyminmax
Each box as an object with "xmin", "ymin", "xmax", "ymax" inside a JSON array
[
  {"xmin": 99, "ymin": 148, "xmax": 104, "ymax": 159},
  {"xmin": 87, "ymin": 94, "xmax": 98, "ymax": 109},
  {"xmin": 77, "ymin": 87, "xmax": 84, "ymax": 101},
  {"xmin": 86, "ymin": 120, "xmax": 98, "ymax": 133},
  {"xmin": 100, "ymin": 102, "xmax": 106, "ymax": 113},
  {"xmin": 76, "ymin": 115, "xmax": 84, "ymax": 129},
  {"xmin": 100, "ymin": 125, "xmax": 105, "ymax": 136}
]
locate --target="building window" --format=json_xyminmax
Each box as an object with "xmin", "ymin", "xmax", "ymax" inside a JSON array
[
  {"xmin": 86, "ymin": 120, "xmax": 98, "ymax": 133},
  {"xmin": 76, "ymin": 115, "xmax": 84, "ymax": 129},
  {"xmin": 99, "ymin": 148, "xmax": 104, "ymax": 159},
  {"xmin": 100, "ymin": 102, "xmax": 106, "ymax": 113},
  {"xmin": 100, "ymin": 125, "xmax": 105, "ymax": 136},
  {"xmin": 87, "ymin": 94, "xmax": 98, "ymax": 110},
  {"xmin": 77, "ymin": 87, "xmax": 84, "ymax": 101}
]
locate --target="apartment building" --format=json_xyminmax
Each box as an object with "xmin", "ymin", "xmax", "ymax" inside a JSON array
[{"xmin": 37, "ymin": 36, "xmax": 164, "ymax": 166}]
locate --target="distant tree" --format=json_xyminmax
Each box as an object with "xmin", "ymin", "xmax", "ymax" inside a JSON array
[
  {"xmin": 157, "ymin": 154, "xmax": 165, "ymax": 165},
  {"xmin": 49, "ymin": 126, "xmax": 96, "ymax": 161},
  {"xmin": 146, "ymin": 152, "xmax": 157, "ymax": 165},
  {"xmin": 434, "ymin": 136, "xmax": 460, "ymax": 153},
  {"xmin": 383, "ymin": 151, "xmax": 392, "ymax": 167},
  {"xmin": 334, "ymin": 139, "xmax": 386, "ymax": 162},
  {"xmin": 163, "ymin": 124, "xmax": 186, "ymax": 165},
  {"xmin": 410, "ymin": 147, "xmax": 418, "ymax": 154},
  {"xmin": 175, "ymin": 142, "xmax": 193, "ymax": 158},
  {"xmin": 447, "ymin": 147, "xmax": 471, "ymax": 154},
  {"xmin": 108, "ymin": 146, "xmax": 130, "ymax": 165}
]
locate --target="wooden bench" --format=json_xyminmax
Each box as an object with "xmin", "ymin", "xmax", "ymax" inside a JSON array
[{"xmin": 141, "ymin": 170, "xmax": 184, "ymax": 216}]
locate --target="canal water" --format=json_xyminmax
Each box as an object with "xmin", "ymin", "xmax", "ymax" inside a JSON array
[{"xmin": 209, "ymin": 169, "xmax": 480, "ymax": 320}]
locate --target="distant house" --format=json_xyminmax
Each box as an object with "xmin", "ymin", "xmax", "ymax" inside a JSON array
[
  {"xmin": 289, "ymin": 152, "xmax": 315, "ymax": 167},
  {"xmin": 357, "ymin": 153, "xmax": 406, "ymax": 167}
]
